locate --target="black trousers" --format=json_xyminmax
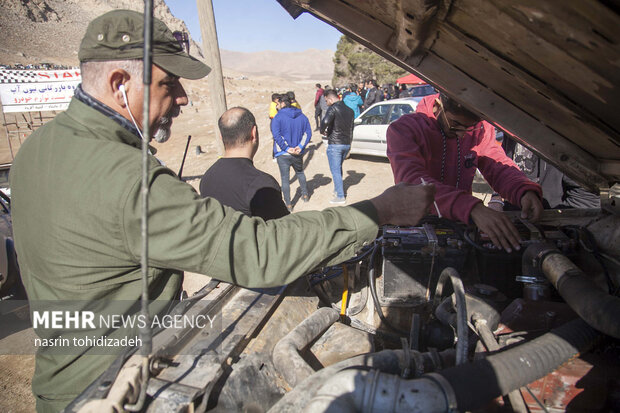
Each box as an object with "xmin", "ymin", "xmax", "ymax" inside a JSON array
[{"xmin": 314, "ymin": 105, "xmax": 322, "ymax": 129}]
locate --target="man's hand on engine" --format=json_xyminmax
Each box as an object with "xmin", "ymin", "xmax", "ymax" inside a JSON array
[
  {"xmin": 370, "ymin": 183, "xmax": 436, "ymax": 226},
  {"xmin": 520, "ymin": 191, "xmax": 543, "ymax": 221},
  {"xmin": 470, "ymin": 203, "xmax": 521, "ymax": 252}
]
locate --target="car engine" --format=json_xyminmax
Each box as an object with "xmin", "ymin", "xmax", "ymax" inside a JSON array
[{"xmin": 65, "ymin": 208, "xmax": 620, "ymax": 412}]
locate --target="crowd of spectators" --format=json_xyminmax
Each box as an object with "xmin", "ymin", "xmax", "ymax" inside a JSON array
[{"xmin": 323, "ymin": 80, "xmax": 432, "ymax": 114}]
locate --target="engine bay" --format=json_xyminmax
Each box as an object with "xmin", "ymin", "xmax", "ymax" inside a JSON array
[
  {"xmin": 65, "ymin": 209, "xmax": 620, "ymax": 412},
  {"xmin": 281, "ymin": 212, "xmax": 620, "ymax": 412}
]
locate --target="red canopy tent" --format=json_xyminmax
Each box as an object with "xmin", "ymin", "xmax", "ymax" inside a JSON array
[{"xmin": 396, "ymin": 73, "xmax": 426, "ymax": 85}]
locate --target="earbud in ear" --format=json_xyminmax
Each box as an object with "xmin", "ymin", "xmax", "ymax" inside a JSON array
[
  {"xmin": 117, "ymin": 83, "xmax": 146, "ymax": 141},
  {"xmin": 118, "ymin": 84, "xmax": 129, "ymax": 107}
]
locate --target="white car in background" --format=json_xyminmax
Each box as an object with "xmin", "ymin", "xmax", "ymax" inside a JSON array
[{"xmin": 349, "ymin": 97, "xmax": 422, "ymax": 158}]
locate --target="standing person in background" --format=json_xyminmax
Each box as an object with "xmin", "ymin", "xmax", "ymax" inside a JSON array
[
  {"xmin": 382, "ymin": 87, "xmax": 392, "ymax": 101},
  {"xmin": 200, "ymin": 107, "xmax": 289, "ymax": 220},
  {"xmin": 343, "ymin": 83, "xmax": 364, "ymax": 118},
  {"xmin": 317, "ymin": 90, "xmax": 329, "ymax": 136},
  {"xmin": 287, "ymin": 91, "xmax": 302, "ymax": 110},
  {"xmin": 398, "ymin": 84, "xmax": 410, "ymax": 98},
  {"xmin": 321, "ymin": 89, "xmax": 355, "ymax": 204},
  {"xmin": 314, "ymin": 83, "xmax": 324, "ymax": 131},
  {"xmin": 388, "ymin": 84, "xmax": 397, "ymax": 100},
  {"xmin": 269, "ymin": 93, "xmax": 281, "ymax": 159},
  {"xmin": 272, "ymin": 95, "xmax": 312, "ymax": 211},
  {"xmin": 363, "ymin": 79, "xmax": 382, "ymax": 110},
  {"xmin": 358, "ymin": 81, "xmax": 366, "ymax": 100},
  {"xmin": 269, "ymin": 93, "xmax": 280, "ymax": 124}
]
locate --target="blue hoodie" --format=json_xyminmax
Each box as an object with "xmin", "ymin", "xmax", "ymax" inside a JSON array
[
  {"xmin": 343, "ymin": 92, "xmax": 364, "ymax": 118},
  {"xmin": 271, "ymin": 107, "xmax": 312, "ymax": 157}
]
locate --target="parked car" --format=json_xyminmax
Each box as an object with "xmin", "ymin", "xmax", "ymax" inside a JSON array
[
  {"xmin": 408, "ymin": 84, "xmax": 436, "ymax": 97},
  {"xmin": 349, "ymin": 97, "xmax": 423, "ymax": 157}
]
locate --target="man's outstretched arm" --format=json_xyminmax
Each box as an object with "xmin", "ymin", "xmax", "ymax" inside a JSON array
[
  {"xmin": 124, "ymin": 167, "xmax": 436, "ymax": 288},
  {"xmin": 370, "ymin": 182, "xmax": 436, "ymax": 227}
]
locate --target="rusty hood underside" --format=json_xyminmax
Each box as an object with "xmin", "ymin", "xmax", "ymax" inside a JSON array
[{"xmin": 277, "ymin": 0, "xmax": 620, "ymax": 192}]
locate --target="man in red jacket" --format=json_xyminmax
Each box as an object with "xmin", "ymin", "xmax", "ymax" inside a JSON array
[
  {"xmin": 314, "ymin": 83, "xmax": 325, "ymax": 130},
  {"xmin": 387, "ymin": 93, "xmax": 543, "ymax": 252}
]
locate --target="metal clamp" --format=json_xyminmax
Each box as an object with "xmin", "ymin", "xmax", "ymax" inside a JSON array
[{"xmin": 425, "ymin": 372, "xmax": 459, "ymax": 412}]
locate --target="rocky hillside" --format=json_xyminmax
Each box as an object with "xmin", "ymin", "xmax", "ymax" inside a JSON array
[
  {"xmin": 0, "ymin": 0, "xmax": 198, "ymax": 66},
  {"xmin": 0, "ymin": 0, "xmax": 334, "ymax": 80}
]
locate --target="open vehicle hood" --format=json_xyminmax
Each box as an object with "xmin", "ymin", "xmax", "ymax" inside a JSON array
[{"xmin": 277, "ymin": 0, "xmax": 620, "ymax": 192}]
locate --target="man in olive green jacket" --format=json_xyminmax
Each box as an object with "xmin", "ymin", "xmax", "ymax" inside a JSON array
[{"xmin": 9, "ymin": 10, "xmax": 434, "ymax": 412}]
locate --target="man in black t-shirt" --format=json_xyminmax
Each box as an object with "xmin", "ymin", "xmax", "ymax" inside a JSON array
[{"xmin": 200, "ymin": 107, "xmax": 290, "ymax": 220}]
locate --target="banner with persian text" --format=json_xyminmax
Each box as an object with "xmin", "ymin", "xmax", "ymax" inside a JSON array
[{"xmin": 0, "ymin": 69, "xmax": 81, "ymax": 113}]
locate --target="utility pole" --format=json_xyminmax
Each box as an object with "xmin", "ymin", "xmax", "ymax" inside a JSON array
[{"xmin": 196, "ymin": 0, "xmax": 227, "ymax": 156}]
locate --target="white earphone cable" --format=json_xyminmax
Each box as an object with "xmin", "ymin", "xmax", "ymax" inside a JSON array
[{"xmin": 119, "ymin": 84, "xmax": 146, "ymax": 141}]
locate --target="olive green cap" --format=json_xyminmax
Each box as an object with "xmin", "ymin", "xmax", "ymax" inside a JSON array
[{"xmin": 78, "ymin": 9, "xmax": 210, "ymax": 80}]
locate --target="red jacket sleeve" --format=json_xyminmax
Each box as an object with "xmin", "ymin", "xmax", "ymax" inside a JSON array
[
  {"xmin": 475, "ymin": 125, "xmax": 542, "ymax": 207},
  {"xmin": 387, "ymin": 115, "xmax": 482, "ymax": 224},
  {"xmin": 314, "ymin": 89, "xmax": 324, "ymax": 106}
]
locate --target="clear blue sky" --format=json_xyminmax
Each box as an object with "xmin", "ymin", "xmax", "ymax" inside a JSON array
[{"xmin": 166, "ymin": 0, "xmax": 343, "ymax": 52}]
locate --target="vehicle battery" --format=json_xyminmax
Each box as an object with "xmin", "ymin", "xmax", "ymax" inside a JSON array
[{"xmin": 380, "ymin": 224, "xmax": 468, "ymax": 307}]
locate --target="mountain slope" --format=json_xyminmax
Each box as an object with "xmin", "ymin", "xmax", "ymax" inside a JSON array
[
  {"xmin": 0, "ymin": 0, "xmax": 334, "ymax": 80},
  {"xmin": 220, "ymin": 49, "xmax": 333, "ymax": 81},
  {"xmin": 0, "ymin": 0, "xmax": 197, "ymax": 66}
]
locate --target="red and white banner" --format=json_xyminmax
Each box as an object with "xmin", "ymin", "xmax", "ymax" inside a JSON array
[{"xmin": 0, "ymin": 69, "xmax": 81, "ymax": 113}]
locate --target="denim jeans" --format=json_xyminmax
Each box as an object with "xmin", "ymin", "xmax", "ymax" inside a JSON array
[
  {"xmin": 326, "ymin": 144, "xmax": 350, "ymax": 198},
  {"xmin": 277, "ymin": 153, "xmax": 307, "ymax": 205}
]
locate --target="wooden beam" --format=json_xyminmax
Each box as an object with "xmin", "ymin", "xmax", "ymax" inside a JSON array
[
  {"xmin": 600, "ymin": 161, "xmax": 620, "ymax": 178},
  {"xmin": 415, "ymin": 51, "xmax": 607, "ymax": 190},
  {"xmin": 196, "ymin": 0, "xmax": 227, "ymax": 156}
]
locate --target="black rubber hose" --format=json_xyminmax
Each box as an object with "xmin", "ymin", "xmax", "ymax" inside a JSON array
[
  {"xmin": 522, "ymin": 243, "xmax": 620, "ymax": 339},
  {"xmin": 543, "ymin": 253, "xmax": 620, "ymax": 339},
  {"xmin": 437, "ymin": 318, "xmax": 599, "ymax": 412},
  {"xmin": 432, "ymin": 267, "xmax": 468, "ymax": 365},
  {"xmin": 562, "ymin": 225, "xmax": 616, "ymax": 294},
  {"xmin": 463, "ymin": 229, "xmax": 489, "ymax": 251},
  {"xmin": 272, "ymin": 307, "xmax": 340, "ymax": 387}
]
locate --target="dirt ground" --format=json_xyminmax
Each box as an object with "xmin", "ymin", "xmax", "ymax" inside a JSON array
[
  {"xmin": 0, "ymin": 72, "xmax": 493, "ymax": 412},
  {"xmin": 156, "ymin": 74, "xmax": 395, "ymax": 212}
]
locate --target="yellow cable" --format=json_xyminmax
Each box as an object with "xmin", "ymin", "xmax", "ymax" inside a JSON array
[{"xmin": 340, "ymin": 264, "xmax": 349, "ymax": 320}]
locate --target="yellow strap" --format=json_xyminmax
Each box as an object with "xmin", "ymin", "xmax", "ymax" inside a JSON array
[{"xmin": 340, "ymin": 264, "xmax": 349, "ymax": 319}]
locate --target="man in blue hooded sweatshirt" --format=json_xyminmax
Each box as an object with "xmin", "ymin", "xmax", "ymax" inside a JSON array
[
  {"xmin": 343, "ymin": 83, "xmax": 364, "ymax": 118},
  {"xmin": 271, "ymin": 94, "xmax": 313, "ymax": 211}
]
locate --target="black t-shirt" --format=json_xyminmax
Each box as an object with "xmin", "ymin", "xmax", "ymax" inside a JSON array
[{"xmin": 199, "ymin": 157, "xmax": 289, "ymax": 220}]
